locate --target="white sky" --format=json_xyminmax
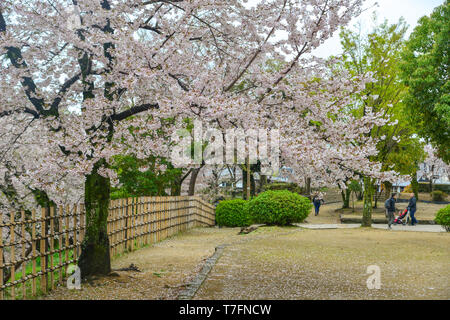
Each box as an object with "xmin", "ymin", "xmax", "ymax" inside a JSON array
[
  {"xmin": 313, "ymin": 0, "xmax": 445, "ymax": 58},
  {"xmin": 247, "ymin": 0, "xmax": 445, "ymax": 58}
]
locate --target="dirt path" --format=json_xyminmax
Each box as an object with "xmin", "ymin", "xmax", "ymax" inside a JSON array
[
  {"xmin": 194, "ymin": 227, "xmax": 450, "ymax": 300},
  {"xmin": 42, "ymin": 227, "xmax": 242, "ymax": 300},
  {"xmin": 42, "ymin": 211, "xmax": 449, "ymax": 300}
]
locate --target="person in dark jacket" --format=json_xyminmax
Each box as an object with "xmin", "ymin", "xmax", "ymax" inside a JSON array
[
  {"xmin": 312, "ymin": 193, "xmax": 325, "ymax": 216},
  {"xmin": 407, "ymin": 193, "xmax": 418, "ymax": 226},
  {"xmin": 386, "ymin": 193, "xmax": 398, "ymax": 229}
]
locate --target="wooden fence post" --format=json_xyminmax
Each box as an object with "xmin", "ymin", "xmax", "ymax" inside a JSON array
[
  {"xmin": 40, "ymin": 207, "xmax": 47, "ymax": 294},
  {"xmin": 0, "ymin": 212, "xmax": 3, "ymax": 299},
  {"xmin": 31, "ymin": 209, "xmax": 37, "ymax": 296},
  {"xmin": 49, "ymin": 207, "xmax": 55, "ymax": 290},
  {"xmin": 21, "ymin": 210, "xmax": 26, "ymax": 299}
]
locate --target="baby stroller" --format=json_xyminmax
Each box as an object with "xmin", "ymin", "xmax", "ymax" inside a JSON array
[{"xmin": 393, "ymin": 208, "xmax": 409, "ymax": 225}]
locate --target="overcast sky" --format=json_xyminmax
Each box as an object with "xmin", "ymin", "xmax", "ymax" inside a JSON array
[
  {"xmin": 312, "ymin": 0, "xmax": 445, "ymax": 58},
  {"xmin": 247, "ymin": 0, "xmax": 444, "ymax": 58}
]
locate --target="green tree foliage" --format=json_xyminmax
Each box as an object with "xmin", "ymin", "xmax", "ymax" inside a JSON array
[
  {"xmin": 400, "ymin": 1, "xmax": 450, "ymax": 163},
  {"xmin": 247, "ymin": 190, "xmax": 312, "ymax": 226},
  {"xmin": 338, "ymin": 17, "xmax": 426, "ymax": 225},
  {"xmin": 110, "ymin": 155, "xmax": 184, "ymax": 198}
]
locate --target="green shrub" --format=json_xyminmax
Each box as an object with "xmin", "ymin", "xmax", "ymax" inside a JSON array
[
  {"xmin": 247, "ymin": 190, "xmax": 312, "ymax": 226},
  {"xmin": 263, "ymin": 182, "xmax": 304, "ymax": 194},
  {"xmin": 434, "ymin": 205, "xmax": 450, "ymax": 232},
  {"xmin": 419, "ymin": 183, "xmax": 450, "ymax": 193},
  {"xmin": 431, "ymin": 190, "xmax": 447, "ymax": 202},
  {"xmin": 215, "ymin": 199, "xmax": 250, "ymax": 227}
]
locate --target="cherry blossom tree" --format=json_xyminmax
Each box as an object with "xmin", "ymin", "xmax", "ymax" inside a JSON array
[
  {"xmin": 418, "ymin": 144, "xmax": 450, "ymax": 192},
  {"xmin": 0, "ymin": 0, "xmax": 402, "ymax": 276}
]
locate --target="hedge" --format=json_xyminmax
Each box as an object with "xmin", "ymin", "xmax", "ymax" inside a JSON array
[
  {"xmin": 215, "ymin": 199, "xmax": 251, "ymax": 227},
  {"xmin": 431, "ymin": 190, "xmax": 448, "ymax": 202},
  {"xmin": 418, "ymin": 182, "xmax": 450, "ymax": 193},
  {"xmin": 247, "ymin": 190, "xmax": 312, "ymax": 226}
]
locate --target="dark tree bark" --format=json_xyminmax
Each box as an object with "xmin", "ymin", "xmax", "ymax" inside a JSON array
[
  {"xmin": 78, "ymin": 159, "xmax": 111, "ymax": 278},
  {"xmin": 341, "ymin": 188, "xmax": 351, "ymax": 208},
  {"xmin": 362, "ymin": 176, "xmax": 374, "ymax": 227},
  {"xmin": 305, "ymin": 177, "xmax": 311, "ymax": 197},
  {"xmin": 410, "ymin": 172, "xmax": 419, "ymax": 200},
  {"xmin": 188, "ymin": 167, "xmax": 201, "ymax": 196},
  {"xmin": 259, "ymin": 175, "xmax": 267, "ymax": 193},
  {"xmin": 250, "ymin": 172, "xmax": 256, "ymax": 197},
  {"xmin": 384, "ymin": 181, "xmax": 392, "ymax": 202}
]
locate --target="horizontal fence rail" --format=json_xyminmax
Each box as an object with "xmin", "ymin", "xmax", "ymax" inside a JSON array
[{"xmin": 0, "ymin": 196, "xmax": 215, "ymax": 300}]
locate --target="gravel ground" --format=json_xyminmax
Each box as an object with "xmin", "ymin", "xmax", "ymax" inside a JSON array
[
  {"xmin": 42, "ymin": 227, "xmax": 243, "ymax": 300},
  {"xmin": 41, "ymin": 223, "xmax": 449, "ymax": 300},
  {"xmin": 195, "ymin": 227, "xmax": 450, "ymax": 300}
]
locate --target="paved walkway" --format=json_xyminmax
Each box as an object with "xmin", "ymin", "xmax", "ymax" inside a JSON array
[{"xmin": 296, "ymin": 223, "xmax": 446, "ymax": 233}]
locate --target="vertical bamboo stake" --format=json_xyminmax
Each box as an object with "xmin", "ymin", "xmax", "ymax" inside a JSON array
[
  {"xmin": 144, "ymin": 197, "xmax": 148, "ymax": 246},
  {"xmin": 126, "ymin": 198, "xmax": 130, "ymax": 251},
  {"xmin": 40, "ymin": 208, "xmax": 46, "ymax": 294},
  {"xmin": 155, "ymin": 197, "xmax": 159, "ymax": 242},
  {"xmin": 58, "ymin": 207, "xmax": 63, "ymax": 285},
  {"xmin": 73, "ymin": 205, "xmax": 78, "ymax": 263},
  {"xmin": 109, "ymin": 200, "xmax": 114, "ymax": 257},
  {"xmin": 9, "ymin": 211, "xmax": 15, "ymax": 299},
  {"xmin": 49, "ymin": 207, "xmax": 55, "ymax": 290},
  {"xmin": 0, "ymin": 211, "xmax": 3, "ymax": 300},
  {"xmin": 21, "ymin": 210, "xmax": 26, "ymax": 299},
  {"xmin": 131, "ymin": 198, "xmax": 135, "ymax": 251},
  {"xmin": 31, "ymin": 209, "xmax": 36, "ymax": 297},
  {"xmin": 139, "ymin": 197, "xmax": 142, "ymax": 247},
  {"xmin": 150, "ymin": 197, "xmax": 155, "ymax": 245},
  {"xmin": 137, "ymin": 197, "xmax": 142, "ymax": 248},
  {"xmin": 163, "ymin": 198, "xmax": 166, "ymax": 240},
  {"xmin": 114, "ymin": 200, "xmax": 118, "ymax": 256},
  {"xmin": 114, "ymin": 200, "xmax": 118, "ymax": 255},
  {"xmin": 64, "ymin": 206, "xmax": 69, "ymax": 275},
  {"xmin": 119, "ymin": 199, "xmax": 123, "ymax": 254}
]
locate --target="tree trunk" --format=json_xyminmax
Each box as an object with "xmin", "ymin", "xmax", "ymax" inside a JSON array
[
  {"xmin": 362, "ymin": 176, "xmax": 374, "ymax": 227},
  {"xmin": 373, "ymin": 186, "xmax": 381, "ymax": 209},
  {"xmin": 305, "ymin": 177, "xmax": 311, "ymax": 197},
  {"xmin": 188, "ymin": 167, "xmax": 201, "ymax": 196},
  {"xmin": 341, "ymin": 189, "xmax": 351, "ymax": 208},
  {"xmin": 246, "ymin": 157, "xmax": 251, "ymax": 200},
  {"xmin": 384, "ymin": 181, "xmax": 392, "ymax": 202},
  {"xmin": 430, "ymin": 165, "xmax": 434, "ymax": 192},
  {"xmin": 259, "ymin": 174, "xmax": 267, "ymax": 192},
  {"xmin": 78, "ymin": 159, "xmax": 111, "ymax": 278},
  {"xmin": 250, "ymin": 171, "xmax": 256, "ymax": 197},
  {"xmin": 242, "ymin": 166, "xmax": 248, "ymax": 200},
  {"xmin": 410, "ymin": 172, "xmax": 419, "ymax": 200}
]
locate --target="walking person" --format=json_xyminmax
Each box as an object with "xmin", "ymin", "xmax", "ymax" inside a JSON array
[
  {"xmin": 385, "ymin": 193, "xmax": 398, "ymax": 229},
  {"xmin": 407, "ymin": 193, "xmax": 418, "ymax": 226},
  {"xmin": 312, "ymin": 193, "xmax": 325, "ymax": 216}
]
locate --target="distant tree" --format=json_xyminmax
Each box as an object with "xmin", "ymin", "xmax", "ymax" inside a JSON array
[
  {"xmin": 400, "ymin": 1, "xmax": 450, "ymax": 163},
  {"xmin": 338, "ymin": 17, "xmax": 424, "ymax": 225}
]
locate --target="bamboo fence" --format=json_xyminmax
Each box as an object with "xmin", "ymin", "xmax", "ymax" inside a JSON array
[{"xmin": 0, "ymin": 196, "xmax": 215, "ymax": 300}]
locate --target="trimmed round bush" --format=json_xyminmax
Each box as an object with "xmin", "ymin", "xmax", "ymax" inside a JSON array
[
  {"xmin": 247, "ymin": 190, "xmax": 312, "ymax": 226},
  {"xmin": 431, "ymin": 190, "xmax": 447, "ymax": 202},
  {"xmin": 435, "ymin": 204, "xmax": 450, "ymax": 232},
  {"xmin": 215, "ymin": 199, "xmax": 250, "ymax": 227}
]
